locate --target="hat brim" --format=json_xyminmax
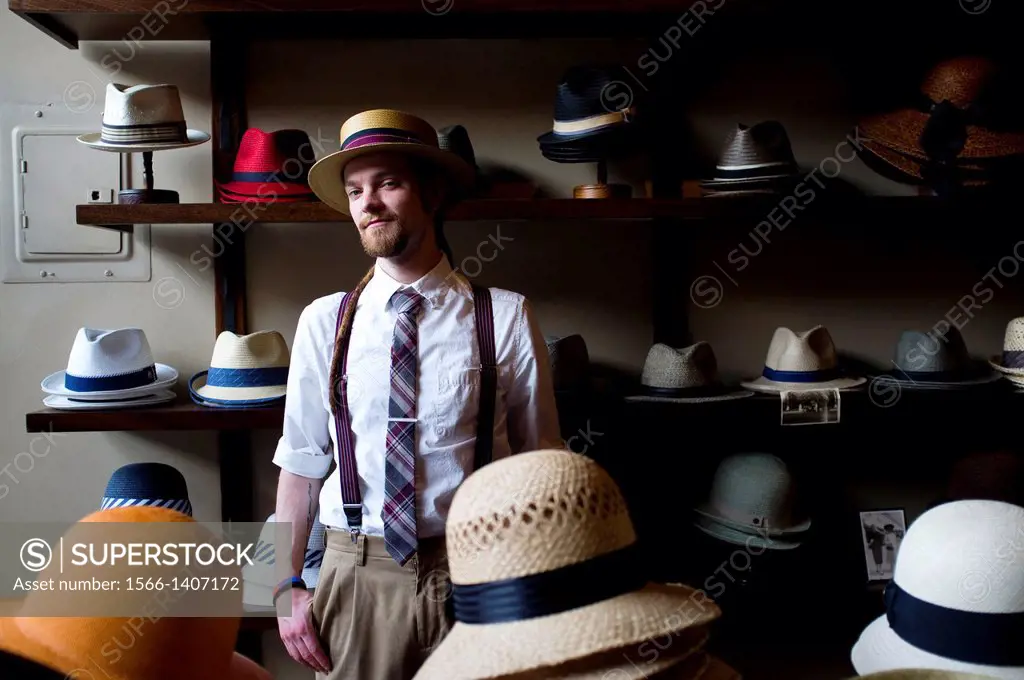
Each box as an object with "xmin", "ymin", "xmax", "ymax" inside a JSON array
[
  {"xmin": 694, "ymin": 515, "xmax": 805, "ymax": 550},
  {"xmin": 76, "ymin": 129, "xmax": 210, "ymax": 152},
  {"xmin": 307, "ymin": 143, "xmax": 476, "ymax": 216},
  {"xmin": 215, "ymin": 180, "xmax": 317, "ymax": 199},
  {"xmin": 0, "ymin": 617, "xmax": 265, "ymax": 680},
  {"xmin": 867, "ymin": 369, "xmax": 1002, "ymax": 389},
  {"xmin": 43, "ymin": 389, "xmax": 176, "ymax": 411},
  {"xmin": 40, "ymin": 364, "xmax": 178, "ymax": 399},
  {"xmin": 189, "ymin": 370, "xmax": 286, "ymax": 405},
  {"xmin": 740, "ymin": 375, "xmax": 865, "ymax": 393},
  {"xmin": 692, "ymin": 504, "xmax": 812, "ymax": 536},
  {"xmin": 851, "ymin": 612, "xmax": 1024, "ymax": 679},
  {"xmin": 860, "ymin": 109, "xmax": 1024, "ymax": 160},
  {"xmin": 988, "ymin": 356, "xmax": 1024, "ymax": 377},
  {"xmin": 412, "ymin": 582, "xmax": 720, "ymax": 680},
  {"xmin": 625, "ymin": 389, "xmax": 754, "ymax": 404}
]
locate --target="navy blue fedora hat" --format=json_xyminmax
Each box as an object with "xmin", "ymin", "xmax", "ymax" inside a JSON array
[{"xmin": 100, "ymin": 462, "xmax": 192, "ymax": 516}]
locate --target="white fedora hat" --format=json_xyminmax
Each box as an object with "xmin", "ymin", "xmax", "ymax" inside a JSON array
[
  {"xmin": 693, "ymin": 453, "xmax": 811, "ymax": 551},
  {"xmin": 43, "ymin": 390, "xmax": 176, "ymax": 411},
  {"xmin": 41, "ymin": 327, "xmax": 178, "ymax": 399},
  {"xmin": 627, "ymin": 341, "xmax": 754, "ymax": 403},
  {"xmin": 989, "ymin": 317, "xmax": 1024, "ymax": 379},
  {"xmin": 77, "ymin": 83, "xmax": 210, "ymax": 152},
  {"xmin": 189, "ymin": 330, "xmax": 289, "ymax": 406},
  {"xmin": 851, "ymin": 499, "xmax": 1024, "ymax": 679},
  {"xmin": 742, "ymin": 325, "xmax": 865, "ymax": 393}
]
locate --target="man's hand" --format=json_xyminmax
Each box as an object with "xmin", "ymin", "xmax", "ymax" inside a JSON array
[{"xmin": 278, "ymin": 588, "xmax": 332, "ymax": 673}]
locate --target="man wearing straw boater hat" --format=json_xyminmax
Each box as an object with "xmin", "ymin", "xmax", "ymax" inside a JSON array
[{"xmin": 271, "ymin": 108, "xmax": 562, "ymax": 679}]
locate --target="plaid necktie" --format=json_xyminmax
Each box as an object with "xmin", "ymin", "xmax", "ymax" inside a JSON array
[{"xmin": 383, "ymin": 288, "xmax": 424, "ymax": 565}]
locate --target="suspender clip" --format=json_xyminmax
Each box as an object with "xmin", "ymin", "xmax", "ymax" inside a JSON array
[{"xmin": 343, "ymin": 504, "xmax": 362, "ymax": 543}]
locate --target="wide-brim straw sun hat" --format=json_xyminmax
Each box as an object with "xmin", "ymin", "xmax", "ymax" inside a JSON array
[
  {"xmin": 308, "ymin": 109, "xmax": 476, "ymax": 216},
  {"xmin": 851, "ymin": 500, "xmax": 1024, "ymax": 679},
  {"xmin": 412, "ymin": 449, "xmax": 721, "ymax": 680}
]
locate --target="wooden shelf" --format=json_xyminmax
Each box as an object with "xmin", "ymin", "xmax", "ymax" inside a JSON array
[
  {"xmin": 76, "ymin": 196, "xmax": 1013, "ymax": 228},
  {"xmin": 25, "ymin": 399, "xmax": 284, "ymax": 433}
]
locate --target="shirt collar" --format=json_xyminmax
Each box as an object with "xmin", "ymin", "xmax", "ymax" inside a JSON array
[{"xmin": 362, "ymin": 253, "xmax": 465, "ymax": 312}]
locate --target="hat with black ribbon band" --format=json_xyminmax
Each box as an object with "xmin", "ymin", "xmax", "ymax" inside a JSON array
[
  {"xmin": 761, "ymin": 367, "xmax": 841, "ymax": 383},
  {"xmin": 885, "ymin": 580, "xmax": 1024, "ymax": 666},
  {"xmin": 452, "ymin": 543, "xmax": 647, "ymax": 625}
]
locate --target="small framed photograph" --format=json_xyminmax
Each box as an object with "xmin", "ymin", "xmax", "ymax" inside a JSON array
[
  {"xmin": 859, "ymin": 509, "xmax": 907, "ymax": 582},
  {"xmin": 780, "ymin": 389, "xmax": 840, "ymax": 426}
]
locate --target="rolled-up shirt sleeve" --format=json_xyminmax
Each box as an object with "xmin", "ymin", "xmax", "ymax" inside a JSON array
[
  {"xmin": 273, "ymin": 302, "xmax": 335, "ymax": 479},
  {"xmin": 507, "ymin": 298, "xmax": 564, "ymax": 454}
]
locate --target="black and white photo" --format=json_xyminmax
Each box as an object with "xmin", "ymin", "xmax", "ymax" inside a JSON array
[
  {"xmin": 859, "ymin": 509, "xmax": 906, "ymax": 581},
  {"xmin": 780, "ymin": 389, "xmax": 840, "ymax": 426}
]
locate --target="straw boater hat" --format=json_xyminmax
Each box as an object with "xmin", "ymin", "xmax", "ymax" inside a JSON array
[
  {"xmin": 0, "ymin": 506, "xmax": 269, "ymax": 680},
  {"xmin": 693, "ymin": 453, "xmax": 810, "ymax": 551},
  {"xmin": 412, "ymin": 449, "xmax": 722, "ymax": 680},
  {"xmin": 873, "ymin": 327, "xmax": 999, "ymax": 389},
  {"xmin": 627, "ymin": 341, "xmax": 754, "ymax": 403},
  {"xmin": 851, "ymin": 499, "xmax": 1024, "ymax": 679},
  {"xmin": 189, "ymin": 330, "xmax": 289, "ymax": 407},
  {"xmin": 741, "ymin": 325, "xmax": 865, "ymax": 393},
  {"xmin": 77, "ymin": 83, "xmax": 210, "ymax": 152},
  {"xmin": 308, "ymin": 109, "xmax": 476, "ymax": 216}
]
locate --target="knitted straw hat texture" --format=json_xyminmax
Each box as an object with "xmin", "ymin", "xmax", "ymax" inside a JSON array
[{"xmin": 414, "ymin": 449, "xmax": 720, "ymax": 680}]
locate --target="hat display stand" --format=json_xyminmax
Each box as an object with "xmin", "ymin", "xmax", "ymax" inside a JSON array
[
  {"xmin": 572, "ymin": 158, "xmax": 631, "ymax": 199},
  {"xmin": 119, "ymin": 151, "xmax": 179, "ymax": 204}
]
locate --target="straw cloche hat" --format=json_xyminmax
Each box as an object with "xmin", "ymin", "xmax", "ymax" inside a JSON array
[
  {"xmin": 412, "ymin": 449, "xmax": 721, "ymax": 680},
  {"xmin": 308, "ymin": 109, "xmax": 476, "ymax": 216}
]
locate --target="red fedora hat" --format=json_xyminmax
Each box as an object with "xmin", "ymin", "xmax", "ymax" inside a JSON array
[{"xmin": 216, "ymin": 128, "xmax": 318, "ymax": 202}]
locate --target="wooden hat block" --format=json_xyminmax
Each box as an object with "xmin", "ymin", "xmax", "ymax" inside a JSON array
[
  {"xmin": 119, "ymin": 151, "xmax": 179, "ymax": 204},
  {"xmin": 573, "ymin": 158, "xmax": 631, "ymax": 199}
]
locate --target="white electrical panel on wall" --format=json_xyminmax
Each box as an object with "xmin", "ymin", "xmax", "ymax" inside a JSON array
[{"xmin": 1, "ymin": 103, "xmax": 151, "ymax": 283}]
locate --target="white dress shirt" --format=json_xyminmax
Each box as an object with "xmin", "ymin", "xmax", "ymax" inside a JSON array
[{"xmin": 273, "ymin": 255, "xmax": 563, "ymax": 538}]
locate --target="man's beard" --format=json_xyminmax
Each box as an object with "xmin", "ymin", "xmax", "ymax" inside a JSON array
[{"xmin": 359, "ymin": 221, "xmax": 409, "ymax": 258}]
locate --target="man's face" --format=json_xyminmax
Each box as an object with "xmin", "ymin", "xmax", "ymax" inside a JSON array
[{"xmin": 343, "ymin": 152, "xmax": 434, "ymax": 259}]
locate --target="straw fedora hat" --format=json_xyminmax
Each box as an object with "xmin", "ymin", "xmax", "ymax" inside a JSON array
[
  {"xmin": 741, "ymin": 325, "xmax": 865, "ymax": 393},
  {"xmin": 872, "ymin": 327, "xmax": 999, "ymax": 389},
  {"xmin": 627, "ymin": 341, "xmax": 754, "ymax": 403},
  {"xmin": 189, "ymin": 330, "xmax": 289, "ymax": 406},
  {"xmin": 850, "ymin": 499, "xmax": 1024, "ymax": 679},
  {"xmin": 77, "ymin": 83, "xmax": 210, "ymax": 152},
  {"xmin": 308, "ymin": 109, "xmax": 476, "ymax": 216},
  {"xmin": 0, "ymin": 505, "xmax": 268, "ymax": 680},
  {"xmin": 988, "ymin": 317, "xmax": 1024, "ymax": 378},
  {"xmin": 412, "ymin": 449, "xmax": 721, "ymax": 680}
]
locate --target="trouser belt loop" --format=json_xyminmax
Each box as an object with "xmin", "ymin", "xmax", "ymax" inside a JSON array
[{"xmin": 354, "ymin": 532, "xmax": 367, "ymax": 567}]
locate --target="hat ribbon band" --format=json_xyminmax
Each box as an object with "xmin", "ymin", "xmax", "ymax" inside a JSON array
[
  {"xmin": 1003, "ymin": 350, "xmax": 1024, "ymax": 369},
  {"xmin": 100, "ymin": 497, "xmax": 193, "ymax": 516},
  {"xmin": 206, "ymin": 366, "xmax": 289, "ymax": 388},
  {"xmin": 551, "ymin": 107, "xmax": 635, "ymax": 135},
  {"xmin": 761, "ymin": 367, "xmax": 840, "ymax": 382},
  {"xmin": 342, "ymin": 127, "xmax": 430, "ymax": 151},
  {"xmin": 231, "ymin": 171, "xmax": 309, "ymax": 184},
  {"xmin": 64, "ymin": 364, "xmax": 157, "ymax": 392},
  {"xmin": 100, "ymin": 121, "xmax": 188, "ymax": 145},
  {"xmin": 451, "ymin": 543, "xmax": 647, "ymax": 624},
  {"xmin": 884, "ymin": 581, "xmax": 1024, "ymax": 665}
]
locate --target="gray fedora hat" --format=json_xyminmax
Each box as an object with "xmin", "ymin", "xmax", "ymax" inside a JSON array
[
  {"xmin": 874, "ymin": 326, "xmax": 999, "ymax": 388},
  {"xmin": 627, "ymin": 341, "xmax": 753, "ymax": 404}
]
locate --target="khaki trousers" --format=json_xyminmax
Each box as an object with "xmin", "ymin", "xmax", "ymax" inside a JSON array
[{"xmin": 311, "ymin": 530, "xmax": 453, "ymax": 680}]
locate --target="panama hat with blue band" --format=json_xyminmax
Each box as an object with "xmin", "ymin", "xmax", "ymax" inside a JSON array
[
  {"xmin": 741, "ymin": 325, "xmax": 866, "ymax": 393},
  {"xmin": 307, "ymin": 109, "xmax": 476, "ymax": 216},
  {"xmin": 189, "ymin": 330, "xmax": 289, "ymax": 407}
]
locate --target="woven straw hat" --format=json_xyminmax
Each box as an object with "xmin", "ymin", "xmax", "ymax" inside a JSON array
[
  {"xmin": 627, "ymin": 342, "xmax": 754, "ymax": 404},
  {"xmin": 100, "ymin": 461, "xmax": 192, "ymax": 516},
  {"xmin": 412, "ymin": 449, "xmax": 721, "ymax": 680},
  {"xmin": 856, "ymin": 672, "xmax": 1005, "ymax": 680},
  {"xmin": 851, "ymin": 500, "xmax": 1024, "ymax": 679},
  {"xmin": 741, "ymin": 325, "xmax": 865, "ymax": 393},
  {"xmin": 872, "ymin": 327, "xmax": 999, "ymax": 389},
  {"xmin": 77, "ymin": 83, "xmax": 210, "ymax": 152},
  {"xmin": 988, "ymin": 317, "xmax": 1024, "ymax": 377},
  {"xmin": 189, "ymin": 330, "xmax": 289, "ymax": 406},
  {"xmin": 0, "ymin": 506, "xmax": 268, "ymax": 680},
  {"xmin": 308, "ymin": 109, "xmax": 476, "ymax": 216},
  {"xmin": 693, "ymin": 453, "xmax": 810, "ymax": 550},
  {"xmin": 701, "ymin": 121, "xmax": 799, "ymax": 190}
]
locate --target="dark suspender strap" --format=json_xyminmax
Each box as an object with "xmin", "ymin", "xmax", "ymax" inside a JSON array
[
  {"xmin": 472, "ymin": 284, "xmax": 497, "ymax": 470},
  {"xmin": 332, "ymin": 292, "xmax": 363, "ymax": 537}
]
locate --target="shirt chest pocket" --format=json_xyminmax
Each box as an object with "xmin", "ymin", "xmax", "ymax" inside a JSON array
[{"xmin": 433, "ymin": 369, "xmax": 482, "ymax": 441}]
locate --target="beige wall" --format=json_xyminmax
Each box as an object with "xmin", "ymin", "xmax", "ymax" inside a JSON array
[{"xmin": 2, "ymin": 12, "xmax": 1018, "ymax": 678}]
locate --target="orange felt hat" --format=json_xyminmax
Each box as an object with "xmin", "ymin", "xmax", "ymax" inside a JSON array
[{"xmin": 0, "ymin": 506, "xmax": 268, "ymax": 680}]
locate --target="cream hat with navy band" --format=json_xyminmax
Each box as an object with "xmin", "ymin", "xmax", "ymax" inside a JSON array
[{"xmin": 189, "ymin": 330, "xmax": 289, "ymax": 406}]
